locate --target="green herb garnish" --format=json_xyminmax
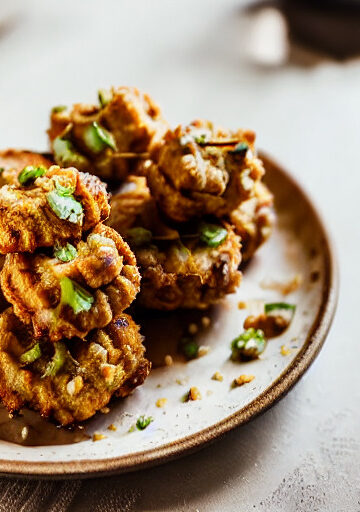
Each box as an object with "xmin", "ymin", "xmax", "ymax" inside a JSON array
[
  {"xmin": 42, "ymin": 341, "xmax": 67, "ymax": 378},
  {"xmin": 136, "ymin": 415, "xmax": 153, "ymax": 431},
  {"xmin": 231, "ymin": 328, "xmax": 266, "ymax": 361},
  {"xmin": 47, "ymin": 180, "xmax": 83, "ymax": 224},
  {"xmin": 264, "ymin": 303, "xmax": 296, "ymax": 314},
  {"xmin": 53, "ymin": 136, "xmax": 88, "ymax": 168},
  {"xmin": 194, "ymin": 133, "xmax": 208, "ymax": 144},
  {"xmin": 51, "ymin": 105, "xmax": 67, "ymax": 114},
  {"xmin": 199, "ymin": 223, "xmax": 228, "ymax": 248},
  {"xmin": 0, "ymin": 167, "xmax": 4, "ymax": 175},
  {"xmin": 83, "ymin": 122, "xmax": 116, "ymax": 153},
  {"xmin": 228, "ymin": 142, "xmax": 249, "ymax": 156},
  {"xmin": 54, "ymin": 243, "xmax": 78, "ymax": 262},
  {"xmin": 60, "ymin": 277, "xmax": 94, "ymax": 314},
  {"xmin": 98, "ymin": 89, "xmax": 112, "ymax": 108},
  {"xmin": 20, "ymin": 343, "xmax": 42, "ymax": 365},
  {"xmin": 18, "ymin": 165, "xmax": 47, "ymax": 186},
  {"xmin": 127, "ymin": 227, "xmax": 152, "ymax": 247},
  {"xmin": 179, "ymin": 337, "xmax": 199, "ymax": 360}
]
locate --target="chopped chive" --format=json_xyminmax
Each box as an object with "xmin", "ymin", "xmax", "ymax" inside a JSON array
[
  {"xmin": 53, "ymin": 136, "xmax": 88, "ymax": 168},
  {"xmin": 42, "ymin": 342, "xmax": 67, "ymax": 378},
  {"xmin": 51, "ymin": 105, "xmax": 67, "ymax": 114},
  {"xmin": 228, "ymin": 142, "xmax": 249, "ymax": 156},
  {"xmin": 83, "ymin": 122, "xmax": 116, "ymax": 153},
  {"xmin": 98, "ymin": 89, "xmax": 112, "ymax": 108},
  {"xmin": 54, "ymin": 242, "xmax": 78, "ymax": 262},
  {"xmin": 199, "ymin": 223, "xmax": 228, "ymax": 248},
  {"xmin": 18, "ymin": 165, "xmax": 47, "ymax": 186},
  {"xmin": 46, "ymin": 180, "xmax": 83, "ymax": 225},
  {"xmin": 264, "ymin": 303, "xmax": 296, "ymax": 314},
  {"xmin": 136, "ymin": 415, "xmax": 153, "ymax": 430},
  {"xmin": 231, "ymin": 328, "xmax": 266, "ymax": 361},
  {"xmin": 179, "ymin": 337, "xmax": 199, "ymax": 360},
  {"xmin": 20, "ymin": 343, "xmax": 42, "ymax": 365},
  {"xmin": 60, "ymin": 277, "xmax": 94, "ymax": 314}
]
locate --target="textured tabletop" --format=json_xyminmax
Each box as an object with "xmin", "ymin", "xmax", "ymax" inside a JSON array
[{"xmin": 0, "ymin": 0, "xmax": 358, "ymax": 510}]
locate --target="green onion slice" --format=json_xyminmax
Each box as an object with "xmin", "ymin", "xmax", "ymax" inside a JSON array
[
  {"xmin": 228, "ymin": 142, "xmax": 249, "ymax": 155},
  {"xmin": 264, "ymin": 303, "xmax": 296, "ymax": 322},
  {"xmin": 98, "ymin": 89, "xmax": 112, "ymax": 108},
  {"xmin": 54, "ymin": 242, "xmax": 78, "ymax": 262},
  {"xmin": 46, "ymin": 180, "xmax": 83, "ymax": 224},
  {"xmin": 53, "ymin": 136, "xmax": 88, "ymax": 168},
  {"xmin": 83, "ymin": 122, "xmax": 116, "ymax": 153},
  {"xmin": 136, "ymin": 415, "xmax": 153, "ymax": 431},
  {"xmin": 20, "ymin": 343, "xmax": 42, "ymax": 365},
  {"xmin": 60, "ymin": 277, "xmax": 94, "ymax": 314},
  {"xmin": 51, "ymin": 105, "xmax": 67, "ymax": 114},
  {"xmin": 179, "ymin": 337, "xmax": 199, "ymax": 360},
  {"xmin": 18, "ymin": 165, "xmax": 47, "ymax": 186},
  {"xmin": 231, "ymin": 328, "xmax": 266, "ymax": 361},
  {"xmin": 199, "ymin": 223, "xmax": 228, "ymax": 248},
  {"xmin": 42, "ymin": 341, "xmax": 67, "ymax": 378}
]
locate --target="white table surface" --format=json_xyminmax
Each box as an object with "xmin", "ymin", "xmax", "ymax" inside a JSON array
[{"xmin": 0, "ymin": 1, "xmax": 358, "ymax": 510}]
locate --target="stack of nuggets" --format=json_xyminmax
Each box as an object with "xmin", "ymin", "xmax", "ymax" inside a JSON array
[{"xmin": 0, "ymin": 161, "xmax": 150, "ymax": 425}]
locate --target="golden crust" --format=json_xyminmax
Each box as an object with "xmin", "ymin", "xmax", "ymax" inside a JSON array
[
  {"xmin": 147, "ymin": 120, "xmax": 264, "ymax": 222},
  {"xmin": 1, "ymin": 224, "xmax": 140, "ymax": 341},
  {"xmin": 0, "ymin": 308, "xmax": 150, "ymax": 425},
  {"xmin": 0, "ymin": 166, "xmax": 110, "ymax": 253},
  {"xmin": 48, "ymin": 86, "xmax": 169, "ymax": 181},
  {"xmin": 0, "ymin": 149, "xmax": 53, "ymax": 186}
]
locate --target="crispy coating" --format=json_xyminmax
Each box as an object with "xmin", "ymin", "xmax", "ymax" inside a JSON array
[
  {"xmin": 48, "ymin": 86, "xmax": 168, "ymax": 181},
  {"xmin": 147, "ymin": 120, "xmax": 265, "ymax": 222},
  {"xmin": 0, "ymin": 149, "xmax": 53, "ymax": 186},
  {"xmin": 0, "ymin": 308, "xmax": 150, "ymax": 425},
  {"xmin": 1, "ymin": 224, "xmax": 140, "ymax": 341},
  {"xmin": 135, "ymin": 226, "xmax": 242, "ymax": 310},
  {"xmin": 0, "ymin": 165, "xmax": 110, "ymax": 253},
  {"xmin": 108, "ymin": 175, "xmax": 242, "ymax": 309},
  {"xmin": 230, "ymin": 181, "xmax": 274, "ymax": 262}
]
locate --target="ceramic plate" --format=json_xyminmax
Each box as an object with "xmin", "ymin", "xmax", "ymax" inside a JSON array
[{"xmin": 0, "ymin": 154, "xmax": 338, "ymax": 478}]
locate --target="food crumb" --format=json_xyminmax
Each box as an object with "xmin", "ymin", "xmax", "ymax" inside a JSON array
[
  {"xmin": 156, "ymin": 398, "xmax": 168, "ymax": 408},
  {"xmin": 201, "ymin": 316, "xmax": 211, "ymax": 328},
  {"xmin": 198, "ymin": 345, "xmax": 210, "ymax": 357},
  {"xmin": 212, "ymin": 371, "xmax": 224, "ymax": 382},
  {"xmin": 238, "ymin": 301, "xmax": 247, "ymax": 310},
  {"xmin": 93, "ymin": 433, "xmax": 107, "ymax": 442},
  {"xmin": 176, "ymin": 377, "xmax": 188, "ymax": 385},
  {"xmin": 100, "ymin": 407, "xmax": 110, "ymax": 414},
  {"xmin": 107, "ymin": 424, "xmax": 117, "ymax": 431},
  {"xmin": 156, "ymin": 383, "xmax": 162, "ymax": 388},
  {"xmin": 187, "ymin": 386, "xmax": 202, "ymax": 401},
  {"xmin": 188, "ymin": 323, "xmax": 198, "ymax": 335},
  {"xmin": 233, "ymin": 374, "xmax": 255, "ymax": 387},
  {"xmin": 21, "ymin": 426, "xmax": 29, "ymax": 440},
  {"xmin": 280, "ymin": 345, "xmax": 291, "ymax": 356},
  {"xmin": 164, "ymin": 354, "xmax": 173, "ymax": 366},
  {"xmin": 310, "ymin": 270, "xmax": 320, "ymax": 283}
]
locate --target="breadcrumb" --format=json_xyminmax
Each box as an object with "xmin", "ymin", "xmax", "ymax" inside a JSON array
[
  {"xmin": 198, "ymin": 345, "xmax": 210, "ymax": 357},
  {"xmin": 212, "ymin": 371, "xmax": 224, "ymax": 382},
  {"xmin": 188, "ymin": 387, "xmax": 202, "ymax": 401},
  {"xmin": 188, "ymin": 323, "xmax": 198, "ymax": 335},
  {"xmin": 280, "ymin": 345, "xmax": 291, "ymax": 356},
  {"xmin": 233, "ymin": 374, "xmax": 255, "ymax": 387},
  {"xmin": 100, "ymin": 407, "xmax": 110, "ymax": 414},
  {"xmin": 164, "ymin": 354, "xmax": 173, "ymax": 366},
  {"xmin": 93, "ymin": 433, "xmax": 107, "ymax": 442},
  {"xmin": 201, "ymin": 316, "xmax": 211, "ymax": 328},
  {"xmin": 107, "ymin": 424, "xmax": 117, "ymax": 431},
  {"xmin": 156, "ymin": 398, "xmax": 168, "ymax": 408},
  {"xmin": 238, "ymin": 301, "xmax": 247, "ymax": 310}
]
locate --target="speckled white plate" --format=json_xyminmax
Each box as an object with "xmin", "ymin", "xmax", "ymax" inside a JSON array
[{"xmin": 0, "ymin": 154, "xmax": 338, "ymax": 478}]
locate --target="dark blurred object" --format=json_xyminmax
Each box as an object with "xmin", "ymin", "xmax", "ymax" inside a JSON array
[{"xmin": 281, "ymin": 0, "xmax": 360, "ymax": 59}]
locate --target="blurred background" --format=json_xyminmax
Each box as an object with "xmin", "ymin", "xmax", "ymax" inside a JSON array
[{"xmin": 0, "ymin": 0, "xmax": 358, "ymax": 510}]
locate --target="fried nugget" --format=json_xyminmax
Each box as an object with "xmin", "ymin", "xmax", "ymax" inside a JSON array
[
  {"xmin": 0, "ymin": 165, "xmax": 110, "ymax": 253},
  {"xmin": 0, "ymin": 149, "xmax": 53, "ymax": 186},
  {"xmin": 146, "ymin": 120, "xmax": 265, "ymax": 222},
  {"xmin": 135, "ymin": 225, "xmax": 242, "ymax": 310},
  {"xmin": 1, "ymin": 224, "xmax": 140, "ymax": 341},
  {"xmin": 0, "ymin": 308, "xmax": 150, "ymax": 425},
  {"xmin": 48, "ymin": 86, "xmax": 168, "ymax": 181}
]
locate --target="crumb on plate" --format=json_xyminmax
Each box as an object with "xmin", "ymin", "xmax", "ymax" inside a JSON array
[
  {"xmin": 212, "ymin": 371, "xmax": 224, "ymax": 382},
  {"xmin": 233, "ymin": 374, "xmax": 255, "ymax": 387},
  {"xmin": 156, "ymin": 398, "xmax": 168, "ymax": 408}
]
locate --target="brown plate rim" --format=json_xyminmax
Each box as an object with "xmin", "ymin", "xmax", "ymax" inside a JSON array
[{"xmin": 0, "ymin": 153, "xmax": 339, "ymax": 478}]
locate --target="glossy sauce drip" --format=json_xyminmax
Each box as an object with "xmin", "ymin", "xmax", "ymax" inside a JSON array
[{"xmin": 0, "ymin": 406, "xmax": 89, "ymax": 446}]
